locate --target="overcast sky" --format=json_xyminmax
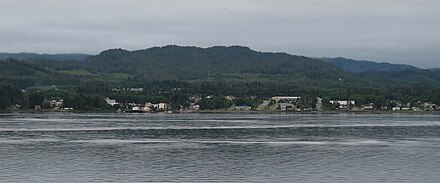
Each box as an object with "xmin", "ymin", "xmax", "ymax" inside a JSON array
[{"xmin": 1, "ymin": 0, "xmax": 439, "ymax": 68}]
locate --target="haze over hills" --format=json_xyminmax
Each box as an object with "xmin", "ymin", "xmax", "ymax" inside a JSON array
[
  {"xmin": 319, "ymin": 57, "xmax": 418, "ymax": 73},
  {"xmin": 320, "ymin": 57, "xmax": 440, "ymax": 88},
  {"xmin": 0, "ymin": 52, "xmax": 90, "ymax": 61}
]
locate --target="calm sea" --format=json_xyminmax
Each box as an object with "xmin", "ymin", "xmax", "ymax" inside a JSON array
[{"xmin": 0, "ymin": 113, "xmax": 439, "ymax": 182}]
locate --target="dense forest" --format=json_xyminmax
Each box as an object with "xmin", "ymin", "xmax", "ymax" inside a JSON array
[{"xmin": 1, "ymin": 45, "xmax": 440, "ymax": 111}]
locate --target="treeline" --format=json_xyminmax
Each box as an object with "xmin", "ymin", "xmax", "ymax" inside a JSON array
[
  {"xmin": 0, "ymin": 85, "xmax": 22, "ymax": 110},
  {"xmin": 0, "ymin": 85, "xmax": 111, "ymax": 111}
]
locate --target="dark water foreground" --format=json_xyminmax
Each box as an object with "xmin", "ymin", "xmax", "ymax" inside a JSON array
[{"xmin": 0, "ymin": 113, "xmax": 439, "ymax": 182}]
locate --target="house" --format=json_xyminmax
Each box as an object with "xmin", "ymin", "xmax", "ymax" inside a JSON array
[
  {"xmin": 235, "ymin": 105, "xmax": 252, "ymax": 111},
  {"xmin": 330, "ymin": 100, "xmax": 355, "ymax": 106},
  {"xmin": 145, "ymin": 102, "xmax": 168, "ymax": 110},
  {"xmin": 129, "ymin": 88, "xmax": 144, "ymax": 92},
  {"xmin": 225, "ymin": 95, "xmax": 236, "ymax": 101},
  {"xmin": 401, "ymin": 107, "xmax": 412, "ymax": 111},
  {"xmin": 423, "ymin": 103, "xmax": 437, "ymax": 111},
  {"xmin": 392, "ymin": 107, "xmax": 401, "ymax": 111},
  {"xmin": 132, "ymin": 106, "xmax": 141, "ymax": 111},
  {"xmin": 363, "ymin": 103, "xmax": 374, "ymax": 110},
  {"xmin": 105, "ymin": 98, "xmax": 119, "ymax": 106},
  {"xmin": 316, "ymin": 97, "xmax": 323, "ymax": 110},
  {"xmin": 50, "ymin": 99, "xmax": 64, "ymax": 107},
  {"xmin": 271, "ymin": 96, "xmax": 301, "ymax": 102},
  {"xmin": 8, "ymin": 104, "xmax": 21, "ymax": 110},
  {"xmin": 34, "ymin": 105, "xmax": 42, "ymax": 110},
  {"xmin": 280, "ymin": 103, "xmax": 295, "ymax": 111},
  {"xmin": 62, "ymin": 107, "xmax": 74, "ymax": 111},
  {"xmin": 158, "ymin": 103, "xmax": 168, "ymax": 110}
]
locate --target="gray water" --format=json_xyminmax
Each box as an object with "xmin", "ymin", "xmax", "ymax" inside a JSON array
[{"xmin": 0, "ymin": 113, "xmax": 439, "ymax": 182}]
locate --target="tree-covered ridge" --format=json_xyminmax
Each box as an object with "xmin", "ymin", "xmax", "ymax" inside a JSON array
[
  {"xmin": 86, "ymin": 45, "xmax": 349, "ymax": 82},
  {"xmin": 320, "ymin": 57, "xmax": 417, "ymax": 73},
  {"xmin": 321, "ymin": 57, "xmax": 440, "ymax": 88}
]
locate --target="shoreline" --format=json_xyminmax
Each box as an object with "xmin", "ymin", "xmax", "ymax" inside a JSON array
[{"xmin": 2, "ymin": 109, "xmax": 440, "ymax": 115}]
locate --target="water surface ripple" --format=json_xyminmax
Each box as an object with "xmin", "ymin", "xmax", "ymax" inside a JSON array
[{"xmin": 0, "ymin": 113, "xmax": 439, "ymax": 182}]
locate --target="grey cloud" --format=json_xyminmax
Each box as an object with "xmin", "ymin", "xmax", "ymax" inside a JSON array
[{"xmin": 0, "ymin": 0, "xmax": 439, "ymax": 68}]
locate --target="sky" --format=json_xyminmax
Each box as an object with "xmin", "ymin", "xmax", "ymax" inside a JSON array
[{"xmin": 0, "ymin": 0, "xmax": 439, "ymax": 68}]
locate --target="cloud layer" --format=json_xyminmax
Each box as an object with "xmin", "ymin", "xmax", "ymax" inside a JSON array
[{"xmin": 1, "ymin": 0, "xmax": 439, "ymax": 68}]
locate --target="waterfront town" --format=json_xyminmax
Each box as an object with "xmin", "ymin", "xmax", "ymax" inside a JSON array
[{"xmin": 21, "ymin": 89, "xmax": 439, "ymax": 113}]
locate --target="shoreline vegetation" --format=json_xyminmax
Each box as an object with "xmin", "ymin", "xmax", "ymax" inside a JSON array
[{"xmin": 2, "ymin": 109, "xmax": 440, "ymax": 115}]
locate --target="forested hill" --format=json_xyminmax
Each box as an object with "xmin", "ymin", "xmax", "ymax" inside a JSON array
[
  {"xmin": 320, "ymin": 57, "xmax": 440, "ymax": 88},
  {"xmin": 86, "ymin": 45, "xmax": 348, "ymax": 81},
  {"xmin": 0, "ymin": 46, "xmax": 357, "ymax": 91},
  {"xmin": 320, "ymin": 57, "xmax": 417, "ymax": 73},
  {"xmin": 1, "ymin": 45, "xmax": 440, "ymax": 100}
]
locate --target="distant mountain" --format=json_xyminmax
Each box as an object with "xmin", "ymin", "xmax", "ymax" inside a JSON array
[
  {"xmin": 0, "ymin": 46, "xmax": 358, "ymax": 91},
  {"xmin": 320, "ymin": 57, "xmax": 440, "ymax": 88},
  {"xmin": 1, "ymin": 45, "xmax": 440, "ymax": 99},
  {"xmin": 0, "ymin": 52, "xmax": 90, "ymax": 61},
  {"xmin": 320, "ymin": 57, "xmax": 417, "ymax": 73},
  {"xmin": 86, "ymin": 45, "xmax": 350, "ymax": 82}
]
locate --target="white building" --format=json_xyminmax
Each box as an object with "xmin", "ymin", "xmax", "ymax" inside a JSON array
[
  {"xmin": 129, "ymin": 88, "xmax": 144, "ymax": 92},
  {"xmin": 280, "ymin": 103, "xmax": 295, "ymax": 111},
  {"xmin": 105, "ymin": 98, "xmax": 119, "ymax": 106},
  {"xmin": 392, "ymin": 107, "xmax": 401, "ymax": 111},
  {"xmin": 330, "ymin": 100, "xmax": 355, "ymax": 106},
  {"xmin": 423, "ymin": 103, "xmax": 437, "ymax": 111},
  {"xmin": 50, "ymin": 99, "xmax": 64, "ymax": 107},
  {"xmin": 146, "ymin": 102, "xmax": 169, "ymax": 110},
  {"xmin": 271, "ymin": 96, "xmax": 301, "ymax": 102},
  {"xmin": 235, "ymin": 105, "xmax": 252, "ymax": 111},
  {"xmin": 158, "ymin": 103, "xmax": 168, "ymax": 110}
]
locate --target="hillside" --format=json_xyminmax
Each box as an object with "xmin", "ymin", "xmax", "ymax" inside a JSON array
[
  {"xmin": 1, "ymin": 45, "xmax": 440, "ymax": 101},
  {"xmin": 321, "ymin": 57, "xmax": 440, "ymax": 88},
  {"xmin": 320, "ymin": 57, "xmax": 416, "ymax": 73},
  {"xmin": 0, "ymin": 46, "xmax": 359, "ymax": 94},
  {"xmin": 86, "ymin": 46, "xmax": 350, "ymax": 82}
]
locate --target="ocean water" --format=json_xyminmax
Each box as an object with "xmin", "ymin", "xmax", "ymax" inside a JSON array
[{"xmin": 0, "ymin": 112, "xmax": 439, "ymax": 182}]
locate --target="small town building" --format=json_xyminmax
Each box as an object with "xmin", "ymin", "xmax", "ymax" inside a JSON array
[
  {"xmin": 330, "ymin": 100, "xmax": 355, "ymax": 106},
  {"xmin": 423, "ymin": 103, "xmax": 437, "ymax": 111},
  {"xmin": 271, "ymin": 96, "xmax": 301, "ymax": 102},
  {"xmin": 280, "ymin": 103, "xmax": 295, "ymax": 111},
  {"xmin": 158, "ymin": 103, "xmax": 168, "ymax": 110},
  {"xmin": 50, "ymin": 99, "xmax": 64, "ymax": 107},
  {"xmin": 105, "ymin": 98, "xmax": 119, "ymax": 106},
  {"xmin": 363, "ymin": 103, "xmax": 374, "ymax": 110},
  {"xmin": 235, "ymin": 105, "xmax": 252, "ymax": 111},
  {"xmin": 401, "ymin": 107, "xmax": 412, "ymax": 111}
]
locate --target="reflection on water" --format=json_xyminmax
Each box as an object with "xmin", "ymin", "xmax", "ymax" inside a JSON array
[{"xmin": 1, "ymin": 113, "xmax": 440, "ymax": 182}]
